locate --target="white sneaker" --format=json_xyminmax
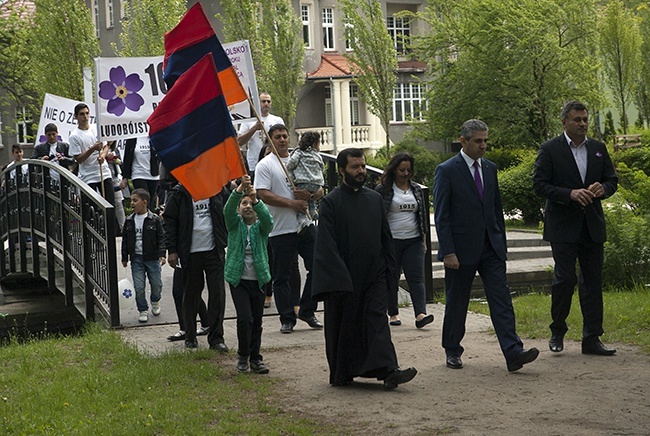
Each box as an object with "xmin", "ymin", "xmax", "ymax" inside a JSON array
[
  {"xmin": 151, "ymin": 301, "xmax": 161, "ymax": 316},
  {"xmin": 138, "ymin": 311, "xmax": 148, "ymax": 323}
]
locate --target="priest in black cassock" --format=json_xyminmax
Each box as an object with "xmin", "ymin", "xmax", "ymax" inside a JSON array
[{"xmin": 312, "ymin": 148, "xmax": 417, "ymax": 389}]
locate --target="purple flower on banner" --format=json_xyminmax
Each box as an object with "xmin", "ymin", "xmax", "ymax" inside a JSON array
[
  {"xmin": 595, "ymin": 152, "xmax": 602, "ymax": 158},
  {"xmin": 38, "ymin": 134, "xmax": 62, "ymax": 143},
  {"xmin": 98, "ymin": 66, "xmax": 145, "ymax": 116}
]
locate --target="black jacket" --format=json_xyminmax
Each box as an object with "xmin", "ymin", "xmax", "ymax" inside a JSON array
[
  {"xmin": 122, "ymin": 138, "xmax": 160, "ymax": 180},
  {"xmin": 162, "ymin": 184, "xmax": 229, "ymax": 264},
  {"xmin": 31, "ymin": 141, "xmax": 76, "ymax": 170},
  {"xmin": 121, "ymin": 211, "xmax": 166, "ymax": 262}
]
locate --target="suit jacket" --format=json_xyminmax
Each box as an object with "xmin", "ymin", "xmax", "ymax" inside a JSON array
[
  {"xmin": 31, "ymin": 141, "xmax": 75, "ymax": 170},
  {"xmin": 533, "ymin": 135, "xmax": 618, "ymax": 244},
  {"xmin": 433, "ymin": 153, "xmax": 507, "ymax": 265}
]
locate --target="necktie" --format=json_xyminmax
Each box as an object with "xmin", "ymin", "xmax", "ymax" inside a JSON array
[{"xmin": 473, "ymin": 160, "xmax": 483, "ymax": 200}]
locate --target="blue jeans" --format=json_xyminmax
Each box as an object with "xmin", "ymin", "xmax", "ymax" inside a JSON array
[
  {"xmin": 131, "ymin": 255, "xmax": 163, "ymax": 312},
  {"xmin": 387, "ymin": 237, "xmax": 427, "ymax": 317}
]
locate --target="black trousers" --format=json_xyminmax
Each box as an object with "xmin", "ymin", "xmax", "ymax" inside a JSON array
[
  {"xmin": 230, "ymin": 279, "xmax": 265, "ymax": 360},
  {"xmin": 550, "ymin": 223, "xmax": 604, "ymax": 343},
  {"xmin": 181, "ymin": 248, "xmax": 225, "ymax": 346},
  {"xmin": 172, "ymin": 266, "xmax": 208, "ymax": 332}
]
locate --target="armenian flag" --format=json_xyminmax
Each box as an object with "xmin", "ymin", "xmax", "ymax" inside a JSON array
[{"xmin": 148, "ymin": 54, "xmax": 245, "ymax": 200}]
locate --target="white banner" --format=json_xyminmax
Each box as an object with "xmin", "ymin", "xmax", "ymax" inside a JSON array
[
  {"xmin": 35, "ymin": 93, "xmax": 94, "ymax": 145},
  {"xmin": 94, "ymin": 40, "xmax": 260, "ymax": 142},
  {"xmin": 223, "ymin": 40, "xmax": 260, "ymax": 125},
  {"xmin": 94, "ymin": 56, "xmax": 164, "ymax": 142}
]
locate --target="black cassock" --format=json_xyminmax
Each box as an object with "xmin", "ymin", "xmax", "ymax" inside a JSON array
[{"xmin": 312, "ymin": 184, "xmax": 399, "ymax": 385}]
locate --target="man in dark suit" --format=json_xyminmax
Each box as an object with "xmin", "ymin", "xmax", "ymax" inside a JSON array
[
  {"xmin": 434, "ymin": 119, "xmax": 539, "ymax": 372},
  {"xmin": 533, "ymin": 101, "xmax": 618, "ymax": 356},
  {"xmin": 31, "ymin": 123, "xmax": 75, "ymax": 171}
]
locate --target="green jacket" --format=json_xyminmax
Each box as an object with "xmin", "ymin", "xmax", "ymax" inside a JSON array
[{"xmin": 224, "ymin": 190, "xmax": 274, "ymax": 288}]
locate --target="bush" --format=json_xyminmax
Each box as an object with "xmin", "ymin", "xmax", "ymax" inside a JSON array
[
  {"xmin": 603, "ymin": 194, "xmax": 650, "ymax": 287},
  {"xmin": 611, "ymin": 146, "xmax": 650, "ymax": 177},
  {"xmin": 485, "ymin": 147, "xmax": 528, "ymax": 171},
  {"xmin": 498, "ymin": 151, "xmax": 544, "ymax": 225}
]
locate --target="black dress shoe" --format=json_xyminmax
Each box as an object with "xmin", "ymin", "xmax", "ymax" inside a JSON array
[
  {"xmin": 167, "ymin": 331, "xmax": 185, "ymax": 342},
  {"xmin": 507, "ymin": 348, "xmax": 540, "ymax": 372},
  {"xmin": 280, "ymin": 323, "xmax": 294, "ymax": 333},
  {"xmin": 299, "ymin": 315, "xmax": 323, "ymax": 329},
  {"xmin": 446, "ymin": 355, "xmax": 463, "ymax": 369},
  {"xmin": 383, "ymin": 367, "xmax": 417, "ymax": 390},
  {"xmin": 582, "ymin": 340, "xmax": 616, "ymax": 356},
  {"xmin": 210, "ymin": 343, "xmax": 229, "ymax": 353},
  {"xmin": 549, "ymin": 334, "xmax": 564, "ymax": 352},
  {"xmin": 250, "ymin": 359, "xmax": 270, "ymax": 374},
  {"xmin": 184, "ymin": 340, "xmax": 198, "ymax": 349},
  {"xmin": 415, "ymin": 314, "xmax": 434, "ymax": 329},
  {"xmin": 237, "ymin": 356, "xmax": 249, "ymax": 372}
]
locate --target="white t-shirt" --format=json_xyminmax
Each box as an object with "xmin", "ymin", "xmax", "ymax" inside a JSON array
[
  {"xmin": 240, "ymin": 225, "xmax": 257, "ymax": 280},
  {"xmin": 387, "ymin": 184, "xmax": 419, "ymax": 240},
  {"xmin": 190, "ymin": 198, "xmax": 216, "ymax": 253},
  {"xmin": 238, "ymin": 113, "xmax": 284, "ymax": 171},
  {"xmin": 68, "ymin": 126, "xmax": 111, "ymax": 184},
  {"xmin": 134, "ymin": 213, "xmax": 146, "ymax": 255},
  {"xmin": 131, "ymin": 136, "xmax": 159, "ymax": 181},
  {"xmin": 254, "ymin": 153, "xmax": 300, "ymax": 237}
]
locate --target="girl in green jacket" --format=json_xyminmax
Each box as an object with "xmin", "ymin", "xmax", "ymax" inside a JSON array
[{"xmin": 224, "ymin": 175, "xmax": 274, "ymax": 373}]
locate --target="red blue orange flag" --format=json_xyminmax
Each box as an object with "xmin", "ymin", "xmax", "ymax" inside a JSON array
[
  {"xmin": 163, "ymin": 2, "xmax": 247, "ymax": 107},
  {"xmin": 148, "ymin": 54, "xmax": 245, "ymax": 201}
]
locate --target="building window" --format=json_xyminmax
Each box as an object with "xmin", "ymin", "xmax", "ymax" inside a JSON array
[
  {"xmin": 120, "ymin": 0, "xmax": 126, "ymax": 19},
  {"xmin": 16, "ymin": 107, "xmax": 34, "ymax": 143},
  {"xmin": 92, "ymin": 0, "xmax": 100, "ymax": 38},
  {"xmin": 387, "ymin": 16, "xmax": 411, "ymax": 55},
  {"xmin": 393, "ymin": 83, "xmax": 426, "ymax": 122},
  {"xmin": 301, "ymin": 4, "xmax": 311, "ymax": 48},
  {"xmin": 106, "ymin": 0, "xmax": 114, "ymax": 29},
  {"xmin": 324, "ymin": 85, "xmax": 333, "ymax": 127},
  {"xmin": 322, "ymin": 8, "xmax": 334, "ymax": 51},
  {"xmin": 350, "ymin": 83, "xmax": 359, "ymax": 125}
]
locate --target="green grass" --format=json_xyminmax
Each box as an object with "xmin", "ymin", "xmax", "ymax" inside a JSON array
[
  {"xmin": 0, "ymin": 323, "xmax": 333, "ymax": 435},
  {"xmin": 468, "ymin": 285, "xmax": 650, "ymax": 353}
]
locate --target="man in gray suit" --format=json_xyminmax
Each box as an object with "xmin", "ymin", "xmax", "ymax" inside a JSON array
[
  {"xmin": 434, "ymin": 119, "xmax": 539, "ymax": 372},
  {"xmin": 533, "ymin": 101, "xmax": 618, "ymax": 356}
]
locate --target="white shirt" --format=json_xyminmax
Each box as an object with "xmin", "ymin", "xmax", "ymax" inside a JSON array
[
  {"xmin": 564, "ymin": 132, "xmax": 588, "ymax": 183},
  {"xmin": 238, "ymin": 114, "xmax": 284, "ymax": 171},
  {"xmin": 254, "ymin": 153, "xmax": 302, "ymax": 236},
  {"xmin": 190, "ymin": 198, "xmax": 216, "ymax": 253},
  {"xmin": 240, "ymin": 225, "xmax": 257, "ymax": 280},
  {"xmin": 68, "ymin": 126, "xmax": 111, "ymax": 184},
  {"xmin": 387, "ymin": 184, "xmax": 419, "ymax": 239},
  {"xmin": 131, "ymin": 136, "xmax": 159, "ymax": 181},
  {"xmin": 460, "ymin": 149, "xmax": 483, "ymax": 185},
  {"xmin": 134, "ymin": 213, "xmax": 146, "ymax": 255}
]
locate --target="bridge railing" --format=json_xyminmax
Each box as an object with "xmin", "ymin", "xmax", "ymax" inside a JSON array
[
  {"xmin": 320, "ymin": 153, "xmax": 435, "ymax": 301},
  {"xmin": 1, "ymin": 160, "xmax": 120, "ymax": 327}
]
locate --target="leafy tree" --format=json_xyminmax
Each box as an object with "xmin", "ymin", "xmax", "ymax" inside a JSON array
[
  {"xmin": 411, "ymin": 0, "xmax": 602, "ymax": 147},
  {"xmin": 603, "ymin": 110, "xmax": 617, "ymax": 143},
  {"xmin": 340, "ymin": 0, "xmax": 398, "ymax": 152},
  {"xmin": 30, "ymin": 0, "xmax": 100, "ymax": 102},
  {"xmin": 599, "ymin": 0, "xmax": 642, "ymax": 134},
  {"xmin": 218, "ymin": 0, "xmax": 304, "ymax": 127},
  {"xmin": 115, "ymin": 0, "xmax": 186, "ymax": 57},
  {"xmin": 0, "ymin": 1, "xmax": 37, "ymax": 110},
  {"xmin": 635, "ymin": 2, "xmax": 650, "ymax": 126}
]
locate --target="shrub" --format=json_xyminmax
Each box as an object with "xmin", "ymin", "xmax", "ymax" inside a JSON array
[
  {"xmin": 498, "ymin": 151, "xmax": 544, "ymax": 225},
  {"xmin": 612, "ymin": 146, "xmax": 650, "ymax": 177},
  {"xmin": 485, "ymin": 147, "xmax": 527, "ymax": 171}
]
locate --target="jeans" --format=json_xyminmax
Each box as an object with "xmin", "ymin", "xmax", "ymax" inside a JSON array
[
  {"xmin": 230, "ymin": 279, "xmax": 265, "ymax": 360},
  {"xmin": 269, "ymin": 226, "xmax": 318, "ymax": 326},
  {"xmin": 131, "ymin": 254, "xmax": 163, "ymax": 312},
  {"xmin": 387, "ymin": 237, "xmax": 427, "ymax": 317}
]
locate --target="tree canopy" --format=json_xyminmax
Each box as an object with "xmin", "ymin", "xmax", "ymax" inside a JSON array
[
  {"xmin": 218, "ymin": 0, "xmax": 304, "ymax": 128},
  {"xmin": 411, "ymin": 0, "xmax": 603, "ymax": 147},
  {"xmin": 340, "ymin": 0, "xmax": 398, "ymax": 151}
]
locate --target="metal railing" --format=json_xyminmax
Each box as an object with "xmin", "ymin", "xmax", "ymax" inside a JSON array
[
  {"xmin": 1, "ymin": 160, "xmax": 120, "ymax": 327},
  {"xmin": 320, "ymin": 153, "xmax": 435, "ymax": 301}
]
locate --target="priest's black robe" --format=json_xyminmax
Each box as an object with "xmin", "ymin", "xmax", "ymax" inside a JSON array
[{"xmin": 312, "ymin": 183, "xmax": 399, "ymax": 385}]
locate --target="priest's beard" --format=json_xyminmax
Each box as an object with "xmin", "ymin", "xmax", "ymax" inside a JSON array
[{"xmin": 343, "ymin": 170, "xmax": 366, "ymax": 189}]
